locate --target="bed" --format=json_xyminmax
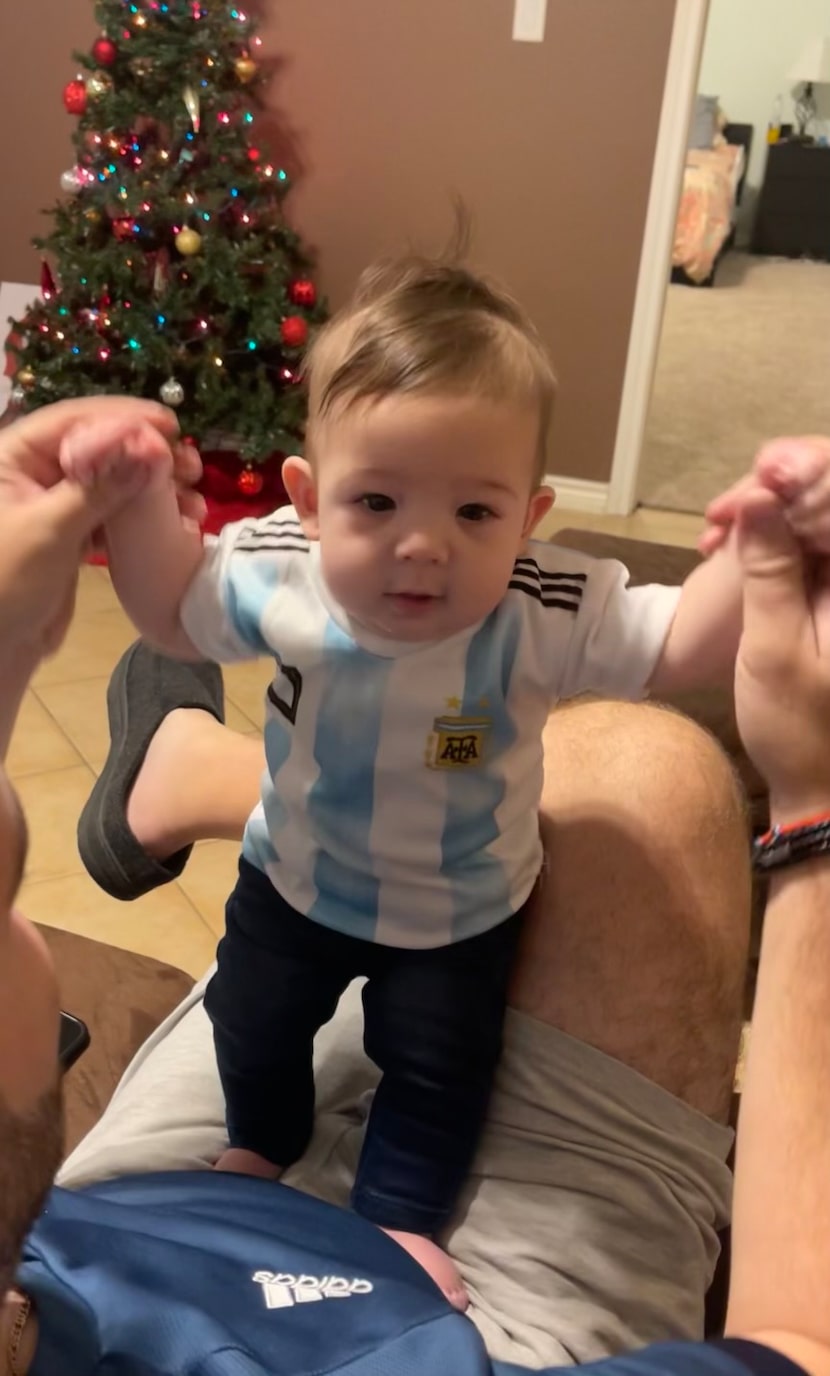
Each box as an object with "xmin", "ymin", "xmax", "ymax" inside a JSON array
[{"xmin": 671, "ymin": 117, "xmax": 753, "ymax": 288}]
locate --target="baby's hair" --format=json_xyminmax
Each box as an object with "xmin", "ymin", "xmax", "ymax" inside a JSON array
[{"xmin": 302, "ymin": 245, "xmax": 557, "ymax": 484}]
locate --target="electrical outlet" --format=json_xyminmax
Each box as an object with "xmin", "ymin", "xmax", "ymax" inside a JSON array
[{"xmin": 512, "ymin": 0, "xmax": 547, "ymax": 43}]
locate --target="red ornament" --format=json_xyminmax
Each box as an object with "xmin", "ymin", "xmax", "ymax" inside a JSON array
[
  {"xmin": 288, "ymin": 278, "xmax": 317, "ymax": 308},
  {"xmin": 237, "ymin": 465, "xmax": 265, "ymax": 497},
  {"xmin": 63, "ymin": 79, "xmax": 87, "ymax": 115},
  {"xmin": 40, "ymin": 261, "xmax": 56, "ymax": 299},
  {"xmin": 280, "ymin": 315, "xmax": 309, "ymax": 349},
  {"xmin": 92, "ymin": 36, "xmax": 118, "ymax": 66},
  {"xmin": 112, "ymin": 217, "xmax": 137, "ymax": 241}
]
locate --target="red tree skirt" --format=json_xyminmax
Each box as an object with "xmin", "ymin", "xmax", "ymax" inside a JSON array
[{"xmin": 87, "ymin": 451, "xmax": 289, "ymax": 566}]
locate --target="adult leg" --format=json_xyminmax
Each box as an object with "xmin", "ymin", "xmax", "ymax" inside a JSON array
[
  {"xmin": 445, "ymin": 697, "xmax": 750, "ymax": 1367},
  {"xmin": 516, "ymin": 696, "xmax": 749, "ymax": 1121}
]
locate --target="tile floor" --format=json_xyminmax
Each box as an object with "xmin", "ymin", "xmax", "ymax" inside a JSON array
[{"xmin": 8, "ymin": 504, "xmax": 703, "ymax": 979}]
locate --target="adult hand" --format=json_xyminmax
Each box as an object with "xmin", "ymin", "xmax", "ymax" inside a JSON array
[
  {"xmin": 735, "ymin": 487, "xmax": 830, "ymax": 823},
  {"xmin": 0, "ymin": 396, "xmax": 204, "ymax": 524},
  {"xmin": 0, "ymin": 398, "xmax": 201, "ymax": 658},
  {"xmin": 701, "ymin": 436, "xmax": 830, "ymax": 557}
]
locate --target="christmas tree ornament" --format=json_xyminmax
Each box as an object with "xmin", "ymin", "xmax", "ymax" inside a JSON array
[
  {"xmin": 182, "ymin": 85, "xmax": 201, "ymax": 133},
  {"xmin": 175, "ymin": 226, "xmax": 202, "ymax": 255},
  {"xmin": 62, "ymin": 78, "xmax": 87, "ymax": 115},
  {"xmin": 130, "ymin": 56, "xmax": 156, "ymax": 79},
  {"xmin": 9, "ymin": 385, "xmax": 26, "ymax": 407},
  {"xmin": 87, "ymin": 70, "xmax": 114, "ymax": 100},
  {"xmin": 16, "ymin": 367, "xmax": 36, "ymax": 390},
  {"xmin": 159, "ymin": 377, "xmax": 185, "ymax": 406},
  {"xmin": 112, "ymin": 217, "xmax": 137, "ymax": 241},
  {"xmin": 40, "ymin": 262, "xmax": 56, "ymax": 298},
  {"xmin": 152, "ymin": 248, "xmax": 170, "ymax": 296},
  {"xmin": 83, "ymin": 207, "xmax": 103, "ymax": 225},
  {"xmin": 237, "ymin": 464, "xmax": 264, "ymax": 496},
  {"xmin": 60, "ymin": 166, "xmax": 85, "ymax": 193},
  {"xmin": 234, "ymin": 54, "xmax": 257, "ymax": 83},
  {"xmin": 92, "ymin": 36, "xmax": 117, "ymax": 66},
  {"xmin": 133, "ymin": 11, "xmax": 149, "ymax": 28},
  {"xmin": 288, "ymin": 277, "xmax": 316, "ymax": 308},
  {"xmin": 280, "ymin": 315, "xmax": 308, "ymax": 348}
]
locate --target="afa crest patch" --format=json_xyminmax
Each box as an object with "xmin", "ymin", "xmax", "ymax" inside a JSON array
[{"xmin": 426, "ymin": 715, "xmax": 492, "ymax": 769}]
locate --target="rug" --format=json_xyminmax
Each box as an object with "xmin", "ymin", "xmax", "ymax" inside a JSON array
[{"xmin": 637, "ymin": 253, "xmax": 830, "ymax": 515}]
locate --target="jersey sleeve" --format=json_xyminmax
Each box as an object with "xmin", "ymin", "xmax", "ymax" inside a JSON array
[
  {"xmin": 180, "ymin": 509, "xmax": 306, "ymax": 663},
  {"xmin": 555, "ymin": 548, "xmax": 681, "ymax": 702}
]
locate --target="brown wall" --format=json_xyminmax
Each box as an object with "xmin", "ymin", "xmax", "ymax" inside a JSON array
[{"xmin": 0, "ymin": 0, "xmax": 674, "ymax": 484}]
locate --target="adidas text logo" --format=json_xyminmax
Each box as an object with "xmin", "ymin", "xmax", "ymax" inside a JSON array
[{"xmin": 252, "ymin": 1270, "xmax": 374, "ymax": 1309}]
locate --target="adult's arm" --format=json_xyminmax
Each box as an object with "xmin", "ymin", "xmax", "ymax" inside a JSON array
[
  {"xmin": 725, "ymin": 490, "xmax": 830, "ymax": 1376},
  {"xmin": 0, "ymin": 397, "xmax": 200, "ymax": 751}
]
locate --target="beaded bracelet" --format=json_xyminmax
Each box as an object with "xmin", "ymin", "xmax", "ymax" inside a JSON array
[{"xmin": 752, "ymin": 811, "xmax": 830, "ymax": 872}]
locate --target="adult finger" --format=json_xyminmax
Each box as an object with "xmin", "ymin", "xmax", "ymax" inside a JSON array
[
  {"xmin": 738, "ymin": 488, "xmax": 808, "ymax": 659},
  {"xmin": 698, "ymin": 522, "xmax": 728, "ymax": 557},
  {"xmin": 177, "ymin": 489, "xmax": 207, "ymax": 526},
  {"xmin": 34, "ymin": 470, "xmax": 149, "ymax": 541},
  {"xmin": 172, "ymin": 441, "xmax": 202, "ymax": 486},
  {"xmin": 705, "ymin": 473, "xmax": 756, "ymax": 526}
]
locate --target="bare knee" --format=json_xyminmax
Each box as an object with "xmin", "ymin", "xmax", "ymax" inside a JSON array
[
  {"xmin": 540, "ymin": 697, "xmax": 747, "ymax": 837},
  {"xmin": 513, "ymin": 699, "xmax": 750, "ymax": 1122}
]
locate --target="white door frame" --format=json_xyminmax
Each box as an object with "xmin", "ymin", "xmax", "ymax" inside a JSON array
[{"xmin": 605, "ymin": 0, "xmax": 710, "ymax": 515}]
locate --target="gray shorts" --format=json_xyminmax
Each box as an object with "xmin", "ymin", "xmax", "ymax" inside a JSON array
[{"xmin": 59, "ymin": 973, "xmax": 732, "ymax": 1371}]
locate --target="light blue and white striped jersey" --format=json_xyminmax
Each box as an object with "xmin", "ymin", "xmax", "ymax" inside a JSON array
[{"xmin": 181, "ymin": 508, "xmax": 680, "ymax": 948}]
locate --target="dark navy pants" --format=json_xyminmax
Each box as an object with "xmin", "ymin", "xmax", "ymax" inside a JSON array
[{"xmin": 205, "ymin": 858, "xmax": 524, "ymax": 1236}]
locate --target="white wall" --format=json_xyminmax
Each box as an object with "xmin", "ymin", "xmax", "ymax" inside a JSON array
[{"xmin": 698, "ymin": 0, "xmax": 830, "ymax": 228}]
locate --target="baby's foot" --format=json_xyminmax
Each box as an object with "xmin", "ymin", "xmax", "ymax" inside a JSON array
[
  {"xmin": 214, "ymin": 1147, "xmax": 283, "ymax": 1180},
  {"xmin": 382, "ymin": 1229, "xmax": 469, "ymax": 1312}
]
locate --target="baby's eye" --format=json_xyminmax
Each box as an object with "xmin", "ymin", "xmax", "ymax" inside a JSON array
[
  {"xmin": 457, "ymin": 503, "xmax": 495, "ymax": 523},
  {"xmin": 359, "ymin": 493, "xmax": 396, "ymax": 513}
]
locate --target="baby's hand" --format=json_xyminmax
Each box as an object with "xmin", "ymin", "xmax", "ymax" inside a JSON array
[
  {"xmin": 700, "ymin": 436, "xmax": 830, "ymax": 557},
  {"xmin": 60, "ymin": 417, "xmax": 176, "ymax": 502}
]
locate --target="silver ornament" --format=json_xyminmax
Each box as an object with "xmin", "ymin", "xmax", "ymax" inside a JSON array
[
  {"xmin": 9, "ymin": 385, "xmax": 26, "ymax": 405},
  {"xmin": 159, "ymin": 377, "xmax": 185, "ymax": 406},
  {"xmin": 60, "ymin": 166, "xmax": 83, "ymax": 193}
]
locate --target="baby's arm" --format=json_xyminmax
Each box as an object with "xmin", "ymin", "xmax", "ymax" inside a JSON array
[
  {"xmin": 61, "ymin": 419, "xmax": 205, "ymax": 658},
  {"xmin": 648, "ymin": 536, "xmax": 743, "ymax": 695}
]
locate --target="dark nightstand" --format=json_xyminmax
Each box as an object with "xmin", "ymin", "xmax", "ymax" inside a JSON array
[{"xmin": 752, "ymin": 141, "xmax": 830, "ymax": 259}]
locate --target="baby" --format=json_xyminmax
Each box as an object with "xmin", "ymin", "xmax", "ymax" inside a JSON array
[{"xmin": 60, "ymin": 255, "xmax": 830, "ymax": 1309}]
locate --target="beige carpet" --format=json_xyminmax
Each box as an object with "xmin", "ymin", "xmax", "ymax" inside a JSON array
[{"xmin": 637, "ymin": 253, "xmax": 830, "ymax": 515}]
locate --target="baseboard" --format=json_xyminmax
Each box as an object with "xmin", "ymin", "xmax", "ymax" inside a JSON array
[{"xmin": 544, "ymin": 474, "xmax": 609, "ymax": 514}]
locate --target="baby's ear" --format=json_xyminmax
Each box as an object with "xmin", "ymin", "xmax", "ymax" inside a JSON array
[
  {"xmin": 522, "ymin": 484, "xmax": 555, "ymax": 539},
  {"xmin": 282, "ymin": 456, "xmax": 319, "ymax": 539}
]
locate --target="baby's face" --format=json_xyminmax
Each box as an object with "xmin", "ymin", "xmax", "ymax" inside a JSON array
[{"xmin": 293, "ymin": 393, "xmax": 553, "ymax": 643}]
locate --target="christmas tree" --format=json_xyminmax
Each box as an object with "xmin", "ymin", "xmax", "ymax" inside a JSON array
[{"xmin": 8, "ymin": 0, "xmax": 326, "ymax": 495}]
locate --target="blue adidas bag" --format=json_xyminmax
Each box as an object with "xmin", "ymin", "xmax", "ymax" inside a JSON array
[{"xmin": 18, "ymin": 1172, "xmax": 787, "ymax": 1376}]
